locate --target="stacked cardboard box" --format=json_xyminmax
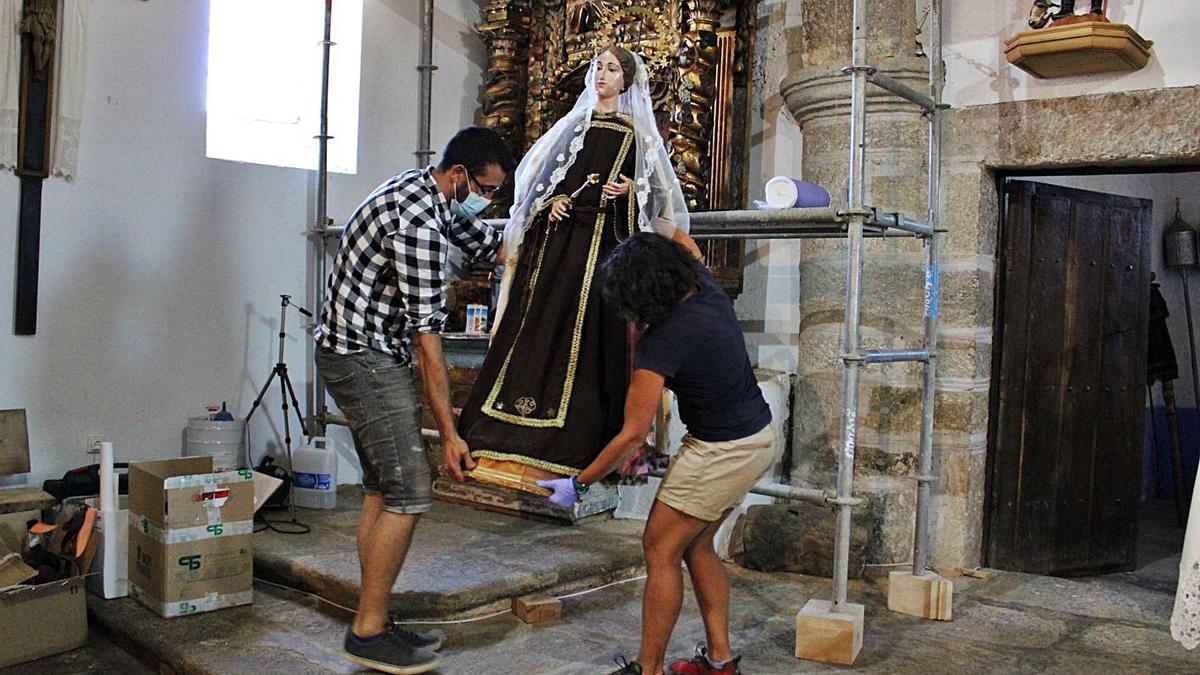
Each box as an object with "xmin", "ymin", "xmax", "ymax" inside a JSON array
[
  {"xmin": 127, "ymin": 456, "xmax": 255, "ymax": 618},
  {"xmin": 0, "ymin": 408, "xmax": 87, "ymax": 669}
]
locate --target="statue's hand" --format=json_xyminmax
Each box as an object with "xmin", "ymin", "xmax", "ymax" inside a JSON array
[
  {"xmin": 549, "ymin": 198, "xmax": 572, "ymax": 223},
  {"xmin": 603, "ymin": 174, "xmax": 634, "ymax": 199}
]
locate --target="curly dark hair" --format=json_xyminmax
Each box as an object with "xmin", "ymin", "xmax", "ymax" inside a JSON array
[{"xmin": 600, "ymin": 232, "xmax": 699, "ymax": 327}]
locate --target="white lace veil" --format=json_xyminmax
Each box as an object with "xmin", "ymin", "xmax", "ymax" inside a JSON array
[{"xmin": 494, "ymin": 49, "xmax": 690, "ymax": 329}]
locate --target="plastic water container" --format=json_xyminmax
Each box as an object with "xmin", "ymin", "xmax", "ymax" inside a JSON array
[
  {"xmin": 184, "ymin": 417, "xmax": 245, "ymax": 471},
  {"xmin": 292, "ymin": 436, "xmax": 337, "ymax": 509}
]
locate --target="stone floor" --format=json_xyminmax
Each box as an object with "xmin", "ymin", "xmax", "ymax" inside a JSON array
[
  {"xmin": 252, "ymin": 491, "xmax": 647, "ymax": 618},
  {"xmin": 4, "ymin": 497, "xmax": 1198, "ymax": 674}
]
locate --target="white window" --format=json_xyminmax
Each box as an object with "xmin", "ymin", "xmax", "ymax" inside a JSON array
[{"xmin": 206, "ymin": 0, "xmax": 363, "ymax": 174}]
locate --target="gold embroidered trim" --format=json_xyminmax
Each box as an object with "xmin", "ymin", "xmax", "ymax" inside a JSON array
[
  {"xmin": 472, "ymin": 450, "xmax": 580, "ymax": 476},
  {"xmin": 481, "ymin": 218, "xmax": 555, "ymax": 426},
  {"xmin": 480, "ymin": 122, "xmax": 634, "ymax": 428},
  {"xmin": 626, "ymin": 183, "xmax": 636, "ymax": 238}
]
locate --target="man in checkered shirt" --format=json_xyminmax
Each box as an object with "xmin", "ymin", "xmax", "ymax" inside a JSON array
[{"xmin": 314, "ymin": 127, "xmax": 515, "ymax": 674}]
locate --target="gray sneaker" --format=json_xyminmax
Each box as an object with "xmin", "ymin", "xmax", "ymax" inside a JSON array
[
  {"xmin": 343, "ymin": 624, "xmax": 440, "ymax": 674},
  {"xmin": 389, "ymin": 624, "xmax": 444, "ymax": 651}
]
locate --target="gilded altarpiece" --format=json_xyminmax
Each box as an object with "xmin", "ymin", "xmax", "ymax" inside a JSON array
[{"xmin": 477, "ymin": 0, "xmax": 756, "ymax": 296}]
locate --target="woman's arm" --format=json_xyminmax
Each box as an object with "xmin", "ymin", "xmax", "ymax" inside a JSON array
[
  {"xmin": 671, "ymin": 227, "xmax": 703, "ymax": 261},
  {"xmin": 576, "ymin": 368, "xmax": 665, "ymax": 486},
  {"xmin": 537, "ymin": 368, "xmax": 665, "ymax": 506}
]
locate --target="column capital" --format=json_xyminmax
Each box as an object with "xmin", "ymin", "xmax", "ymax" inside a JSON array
[{"xmin": 781, "ymin": 56, "xmax": 929, "ymax": 129}]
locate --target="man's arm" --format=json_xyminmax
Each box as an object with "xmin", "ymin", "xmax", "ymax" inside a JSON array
[
  {"xmin": 391, "ymin": 219, "xmax": 474, "ymax": 481},
  {"xmin": 576, "ymin": 368, "xmax": 665, "ymax": 486},
  {"xmin": 413, "ymin": 331, "xmax": 475, "ymax": 481},
  {"xmin": 445, "ymin": 213, "xmax": 501, "ymax": 264}
]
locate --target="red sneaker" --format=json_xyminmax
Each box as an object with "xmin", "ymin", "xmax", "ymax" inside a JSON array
[{"xmin": 667, "ymin": 644, "xmax": 741, "ymax": 675}]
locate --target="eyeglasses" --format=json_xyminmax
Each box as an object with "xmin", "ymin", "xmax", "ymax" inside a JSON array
[{"xmin": 470, "ymin": 174, "xmax": 502, "ymax": 198}]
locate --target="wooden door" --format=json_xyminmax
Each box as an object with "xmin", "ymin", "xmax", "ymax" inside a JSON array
[{"xmin": 986, "ymin": 180, "xmax": 1152, "ymax": 576}]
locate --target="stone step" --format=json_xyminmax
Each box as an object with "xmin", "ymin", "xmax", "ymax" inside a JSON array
[
  {"xmin": 86, "ymin": 567, "xmax": 817, "ymax": 675},
  {"xmin": 252, "ymin": 492, "xmax": 646, "ymax": 619}
]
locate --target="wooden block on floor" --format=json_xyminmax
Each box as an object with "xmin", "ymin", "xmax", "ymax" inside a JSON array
[
  {"xmin": 794, "ymin": 598, "xmax": 864, "ymax": 666},
  {"xmin": 0, "ymin": 487, "xmax": 55, "ymax": 515},
  {"xmin": 887, "ymin": 570, "xmax": 953, "ymax": 621},
  {"xmin": 512, "ymin": 593, "xmax": 561, "ymax": 624}
]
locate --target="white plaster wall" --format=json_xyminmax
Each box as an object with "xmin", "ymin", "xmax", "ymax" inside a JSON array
[
  {"xmin": 944, "ymin": 1, "xmax": 1200, "ymax": 108},
  {"xmin": 735, "ymin": 0, "xmax": 805, "ymax": 373},
  {"xmin": 0, "ymin": 1, "xmax": 485, "ymax": 486},
  {"xmin": 1019, "ymin": 173, "xmax": 1200, "ymax": 405}
]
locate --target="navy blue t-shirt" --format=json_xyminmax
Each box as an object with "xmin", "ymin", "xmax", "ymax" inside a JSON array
[{"xmin": 634, "ymin": 265, "xmax": 772, "ymax": 442}]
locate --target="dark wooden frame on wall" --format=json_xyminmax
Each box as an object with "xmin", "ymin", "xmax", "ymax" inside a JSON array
[
  {"xmin": 17, "ymin": 0, "xmax": 54, "ymax": 179},
  {"xmin": 14, "ymin": 0, "xmax": 58, "ymax": 335}
]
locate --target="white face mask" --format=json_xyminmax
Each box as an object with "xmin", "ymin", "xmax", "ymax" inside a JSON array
[{"xmin": 451, "ymin": 170, "xmax": 492, "ymax": 218}]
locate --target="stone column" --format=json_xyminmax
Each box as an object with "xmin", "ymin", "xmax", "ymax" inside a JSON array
[{"xmin": 779, "ymin": 0, "xmax": 957, "ymax": 565}]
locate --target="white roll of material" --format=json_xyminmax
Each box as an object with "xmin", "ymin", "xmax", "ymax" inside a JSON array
[
  {"xmin": 99, "ymin": 441, "xmax": 115, "ymax": 514},
  {"xmin": 764, "ymin": 176, "xmax": 832, "ymax": 209}
]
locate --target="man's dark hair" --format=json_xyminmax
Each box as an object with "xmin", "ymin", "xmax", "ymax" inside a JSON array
[
  {"xmin": 437, "ymin": 126, "xmax": 517, "ymax": 175},
  {"xmin": 601, "ymin": 232, "xmax": 699, "ymax": 327}
]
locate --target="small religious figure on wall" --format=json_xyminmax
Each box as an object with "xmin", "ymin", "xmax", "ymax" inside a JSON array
[
  {"xmin": 1029, "ymin": 0, "xmax": 1106, "ymax": 30},
  {"xmin": 1009, "ymin": 0, "xmax": 1150, "ymax": 80}
]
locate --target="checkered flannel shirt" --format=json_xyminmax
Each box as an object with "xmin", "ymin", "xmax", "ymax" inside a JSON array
[{"xmin": 314, "ymin": 167, "xmax": 500, "ymax": 363}]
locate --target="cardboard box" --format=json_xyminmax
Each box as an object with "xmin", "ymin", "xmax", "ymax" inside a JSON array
[
  {"xmin": 0, "ymin": 576, "xmax": 87, "ymax": 668},
  {"xmin": 126, "ymin": 457, "xmax": 256, "ymax": 618}
]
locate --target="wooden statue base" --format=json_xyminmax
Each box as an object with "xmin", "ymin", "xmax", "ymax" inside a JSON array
[
  {"xmin": 432, "ymin": 455, "xmax": 619, "ymax": 523},
  {"xmin": 1005, "ymin": 20, "xmax": 1153, "ymax": 79},
  {"xmin": 466, "ymin": 458, "xmax": 556, "ymax": 496}
]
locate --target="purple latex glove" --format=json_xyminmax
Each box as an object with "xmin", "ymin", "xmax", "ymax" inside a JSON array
[{"xmin": 536, "ymin": 477, "xmax": 580, "ymax": 508}]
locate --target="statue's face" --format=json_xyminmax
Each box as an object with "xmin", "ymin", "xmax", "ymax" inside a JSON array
[{"xmin": 594, "ymin": 50, "xmax": 625, "ymax": 100}]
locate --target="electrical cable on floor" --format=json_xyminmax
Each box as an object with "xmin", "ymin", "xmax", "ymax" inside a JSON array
[
  {"xmin": 252, "ymin": 572, "xmax": 649, "ymax": 624},
  {"xmin": 551, "ymin": 574, "xmax": 648, "ymax": 600}
]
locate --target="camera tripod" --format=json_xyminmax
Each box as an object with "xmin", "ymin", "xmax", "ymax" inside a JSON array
[{"xmin": 246, "ymin": 294, "xmax": 312, "ymax": 534}]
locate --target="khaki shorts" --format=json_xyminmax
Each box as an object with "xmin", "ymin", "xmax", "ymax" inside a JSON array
[{"xmin": 655, "ymin": 423, "xmax": 777, "ymax": 522}]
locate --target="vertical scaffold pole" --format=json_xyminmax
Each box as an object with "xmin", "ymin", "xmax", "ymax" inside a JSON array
[
  {"xmin": 308, "ymin": 0, "xmax": 334, "ymax": 434},
  {"xmin": 832, "ymin": 0, "xmax": 871, "ymax": 611},
  {"xmin": 912, "ymin": 0, "xmax": 944, "ymax": 577}
]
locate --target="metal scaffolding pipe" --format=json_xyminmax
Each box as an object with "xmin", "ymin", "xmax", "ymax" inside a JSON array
[
  {"xmin": 831, "ymin": 0, "xmax": 870, "ymax": 613},
  {"xmin": 867, "ymin": 70, "xmax": 936, "ymax": 112},
  {"xmin": 306, "ymin": 0, "xmax": 334, "ymax": 434},
  {"xmin": 872, "ymin": 211, "xmax": 933, "ymax": 237},
  {"xmin": 648, "ymin": 469, "xmax": 832, "ymax": 505},
  {"xmin": 415, "ymin": 0, "xmax": 436, "ymax": 165},
  {"xmin": 858, "ymin": 349, "xmax": 931, "ymax": 364},
  {"xmin": 322, "ymin": 207, "xmax": 936, "ymax": 241},
  {"xmin": 912, "ymin": 0, "xmax": 945, "ymax": 578}
]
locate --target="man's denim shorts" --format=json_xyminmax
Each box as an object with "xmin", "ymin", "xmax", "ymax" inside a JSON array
[{"xmin": 314, "ymin": 345, "xmax": 432, "ymax": 514}]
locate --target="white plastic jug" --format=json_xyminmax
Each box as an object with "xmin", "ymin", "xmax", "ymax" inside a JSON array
[
  {"xmin": 291, "ymin": 436, "xmax": 337, "ymax": 509},
  {"xmin": 185, "ymin": 417, "xmax": 245, "ymax": 471}
]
